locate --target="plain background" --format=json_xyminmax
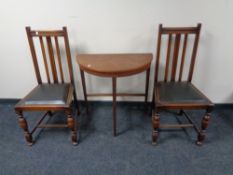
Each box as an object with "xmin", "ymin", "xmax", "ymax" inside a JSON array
[{"xmin": 0, "ymin": 0, "xmax": 232, "ymax": 103}]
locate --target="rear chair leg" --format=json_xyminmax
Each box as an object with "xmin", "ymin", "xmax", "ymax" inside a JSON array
[
  {"xmin": 152, "ymin": 111, "xmax": 160, "ymax": 145},
  {"xmin": 15, "ymin": 110, "xmax": 33, "ymax": 146},
  {"xmin": 178, "ymin": 109, "xmax": 183, "ymax": 115},
  {"xmin": 65, "ymin": 110, "xmax": 78, "ymax": 145},
  {"xmin": 76, "ymin": 104, "xmax": 80, "ymax": 115},
  {"xmin": 74, "ymin": 99, "xmax": 80, "ymax": 115},
  {"xmin": 196, "ymin": 112, "xmax": 211, "ymax": 146},
  {"xmin": 73, "ymin": 92, "xmax": 80, "ymax": 115},
  {"xmin": 48, "ymin": 111, "xmax": 53, "ymax": 116}
]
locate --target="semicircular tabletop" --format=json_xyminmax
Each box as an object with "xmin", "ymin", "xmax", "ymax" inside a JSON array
[{"xmin": 76, "ymin": 53, "xmax": 153, "ymax": 77}]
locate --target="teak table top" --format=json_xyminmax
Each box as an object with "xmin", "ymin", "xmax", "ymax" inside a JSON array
[{"xmin": 76, "ymin": 53, "xmax": 153, "ymax": 77}]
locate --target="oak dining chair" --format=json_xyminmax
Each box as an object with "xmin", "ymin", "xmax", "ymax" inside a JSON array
[
  {"xmin": 15, "ymin": 27, "xmax": 79, "ymax": 146},
  {"xmin": 152, "ymin": 23, "xmax": 214, "ymax": 145}
]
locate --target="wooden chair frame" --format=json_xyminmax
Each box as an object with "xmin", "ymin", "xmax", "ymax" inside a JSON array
[
  {"xmin": 14, "ymin": 27, "xmax": 79, "ymax": 146},
  {"xmin": 152, "ymin": 23, "xmax": 214, "ymax": 145}
]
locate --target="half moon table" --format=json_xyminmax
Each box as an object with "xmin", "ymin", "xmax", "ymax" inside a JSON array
[{"xmin": 76, "ymin": 53, "xmax": 153, "ymax": 136}]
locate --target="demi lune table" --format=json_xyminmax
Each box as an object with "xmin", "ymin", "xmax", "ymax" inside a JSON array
[{"xmin": 76, "ymin": 53, "xmax": 152, "ymax": 136}]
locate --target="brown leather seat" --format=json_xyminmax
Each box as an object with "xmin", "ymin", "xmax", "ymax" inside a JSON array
[
  {"xmin": 156, "ymin": 82, "xmax": 210, "ymax": 104},
  {"xmin": 16, "ymin": 84, "xmax": 71, "ymax": 106}
]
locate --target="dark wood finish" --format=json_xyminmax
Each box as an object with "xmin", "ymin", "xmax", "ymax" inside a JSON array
[
  {"xmin": 152, "ymin": 23, "xmax": 214, "ymax": 145},
  {"xmin": 87, "ymin": 93, "xmax": 145, "ymax": 97},
  {"xmin": 26, "ymin": 27, "xmax": 42, "ymax": 84},
  {"xmin": 80, "ymin": 69, "xmax": 88, "ymax": 112},
  {"xmin": 112, "ymin": 77, "xmax": 117, "ymax": 136},
  {"xmin": 154, "ymin": 24, "xmax": 162, "ymax": 83},
  {"xmin": 159, "ymin": 124, "xmax": 194, "ymax": 128},
  {"xmin": 171, "ymin": 34, "xmax": 181, "ymax": 81},
  {"xmin": 164, "ymin": 34, "xmax": 172, "ymax": 82},
  {"xmin": 154, "ymin": 24, "xmax": 202, "ymax": 83},
  {"xmin": 30, "ymin": 30, "xmax": 65, "ymax": 37},
  {"xmin": 39, "ymin": 36, "xmax": 51, "ymax": 83},
  {"xmin": 77, "ymin": 53, "xmax": 152, "ymax": 136},
  {"xmin": 55, "ymin": 36, "xmax": 65, "ymax": 83},
  {"xmin": 15, "ymin": 27, "xmax": 79, "ymax": 146},
  {"xmin": 38, "ymin": 124, "xmax": 68, "ymax": 128},
  {"xmin": 63, "ymin": 27, "xmax": 75, "ymax": 84},
  {"xmin": 188, "ymin": 25, "xmax": 201, "ymax": 82},
  {"xmin": 46, "ymin": 36, "xmax": 58, "ymax": 83},
  {"xmin": 161, "ymin": 26, "xmax": 199, "ymax": 34},
  {"xmin": 145, "ymin": 67, "xmax": 150, "ymax": 103},
  {"xmin": 31, "ymin": 112, "xmax": 49, "ymax": 134},
  {"xmin": 196, "ymin": 112, "xmax": 211, "ymax": 145},
  {"xmin": 16, "ymin": 111, "xmax": 33, "ymax": 146},
  {"xmin": 63, "ymin": 27, "xmax": 80, "ymax": 114},
  {"xmin": 65, "ymin": 109, "xmax": 78, "ymax": 145},
  {"xmin": 179, "ymin": 34, "xmax": 188, "ymax": 82}
]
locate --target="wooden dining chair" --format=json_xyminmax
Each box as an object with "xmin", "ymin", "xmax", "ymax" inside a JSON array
[
  {"xmin": 15, "ymin": 27, "xmax": 79, "ymax": 146},
  {"xmin": 152, "ymin": 23, "xmax": 214, "ymax": 145}
]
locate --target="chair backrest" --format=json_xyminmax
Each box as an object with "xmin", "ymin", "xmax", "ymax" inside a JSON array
[
  {"xmin": 26, "ymin": 27, "xmax": 75, "ymax": 85},
  {"xmin": 154, "ymin": 23, "xmax": 201, "ymax": 83}
]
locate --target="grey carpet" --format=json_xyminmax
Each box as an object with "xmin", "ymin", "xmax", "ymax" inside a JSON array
[{"xmin": 0, "ymin": 102, "xmax": 232, "ymax": 175}]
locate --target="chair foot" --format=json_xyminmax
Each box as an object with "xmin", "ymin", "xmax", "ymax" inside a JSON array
[
  {"xmin": 196, "ymin": 132, "xmax": 205, "ymax": 146},
  {"xmin": 72, "ymin": 135, "xmax": 78, "ymax": 145},
  {"xmin": 196, "ymin": 140, "xmax": 203, "ymax": 146},
  {"xmin": 15, "ymin": 110, "xmax": 34, "ymax": 146},
  {"xmin": 196, "ymin": 112, "xmax": 210, "ymax": 145},
  {"xmin": 25, "ymin": 132, "xmax": 33, "ymax": 145},
  {"xmin": 152, "ymin": 131, "xmax": 158, "ymax": 145},
  {"xmin": 27, "ymin": 141, "xmax": 34, "ymax": 146},
  {"xmin": 71, "ymin": 132, "xmax": 78, "ymax": 146},
  {"xmin": 72, "ymin": 141, "xmax": 78, "ymax": 146}
]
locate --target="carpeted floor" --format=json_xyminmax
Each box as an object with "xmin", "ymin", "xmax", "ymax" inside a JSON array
[{"xmin": 0, "ymin": 102, "xmax": 232, "ymax": 175}]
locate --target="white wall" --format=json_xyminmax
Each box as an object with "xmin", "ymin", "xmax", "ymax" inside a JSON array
[{"xmin": 0, "ymin": 0, "xmax": 232, "ymax": 103}]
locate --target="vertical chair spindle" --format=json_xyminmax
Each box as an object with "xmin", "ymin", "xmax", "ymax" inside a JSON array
[{"xmin": 55, "ymin": 36, "xmax": 64, "ymax": 83}]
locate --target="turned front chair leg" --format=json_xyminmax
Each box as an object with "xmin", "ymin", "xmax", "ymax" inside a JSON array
[
  {"xmin": 15, "ymin": 110, "xmax": 33, "ymax": 146},
  {"xmin": 152, "ymin": 110, "xmax": 160, "ymax": 145},
  {"xmin": 196, "ymin": 112, "xmax": 211, "ymax": 146},
  {"xmin": 65, "ymin": 109, "xmax": 78, "ymax": 145}
]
